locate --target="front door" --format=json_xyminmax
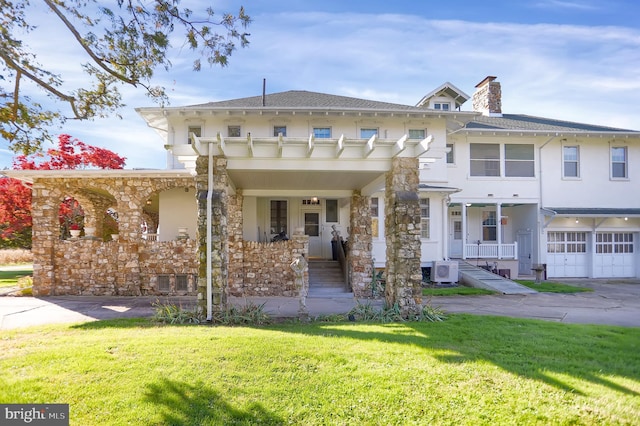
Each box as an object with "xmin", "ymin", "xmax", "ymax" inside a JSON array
[
  {"xmin": 304, "ymin": 210, "xmax": 322, "ymax": 258},
  {"xmin": 449, "ymin": 217, "xmax": 463, "ymax": 258},
  {"xmin": 517, "ymin": 230, "xmax": 533, "ymax": 276}
]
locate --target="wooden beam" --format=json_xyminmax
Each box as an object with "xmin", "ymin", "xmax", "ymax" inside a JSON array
[
  {"xmin": 392, "ymin": 134, "xmax": 408, "ymax": 158},
  {"xmin": 217, "ymin": 133, "xmax": 226, "ymax": 156},
  {"xmin": 364, "ymin": 134, "xmax": 377, "ymax": 158},
  {"xmin": 414, "ymin": 135, "xmax": 434, "ymax": 157},
  {"xmin": 247, "ymin": 133, "xmax": 254, "ymax": 157},
  {"xmin": 336, "ymin": 134, "xmax": 345, "ymax": 158},
  {"xmin": 278, "ymin": 133, "xmax": 284, "ymax": 157},
  {"xmin": 307, "ymin": 134, "xmax": 315, "ymax": 157}
]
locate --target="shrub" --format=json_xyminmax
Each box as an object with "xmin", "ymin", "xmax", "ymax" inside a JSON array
[
  {"xmin": 211, "ymin": 302, "xmax": 271, "ymax": 325},
  {"xmin": 152, "ymin": 299, "xmax": 202, "ymax": 324}
]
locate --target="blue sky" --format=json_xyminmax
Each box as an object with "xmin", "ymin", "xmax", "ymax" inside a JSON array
[{"xmin": 2, "ymin": 0, "xmax": 639, "ymax": 169}]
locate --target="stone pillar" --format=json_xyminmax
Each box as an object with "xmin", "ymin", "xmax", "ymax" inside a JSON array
[
  {"xmin": 384, "ymin": 157, "xmax": 423, "ymax": 316},
  {"xmin": 348, "ymin": 190, "xmax": 373, "ymax": 298},
  {"xmin": 30, "ymin": 182, "xmax": 59, "ymax": 296},
  {"xmin": 196, "ymin": 156, "xmax": 229, "ymax": 314},
  {"xmin": 114, "ymin": 181, "xmax": 142, "ymax": 295},
  {"xmin": 227, "ymin": 189, "xmax": 244, "ymax": 296}
]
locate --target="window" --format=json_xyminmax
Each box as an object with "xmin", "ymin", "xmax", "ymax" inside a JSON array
[
  {"xmin": 420, "ymin": 198, "xmax": 430, "ymax": 239},
  {"xmin": 597, "ymin": 233, "xmax": 634, "ymax": 254},
  {"xmin": 504, "ymin": 144, "xmax": 534, "ymax": 177},
  {"xmin": 409, "ymin": 129, "xmax": 425, "ymax": 140},
  {"xmin": 313, "ymin": 127, "xmax": 331, "ymax": 138},
  {"xmin": 547, "ymin": 232, "xmax": 587, "ymax": 253},
  {"xmin": 611, "ymin": 146, "xmax": 628, "ymax": 178},
  {"xmin": 273, "ymin": 126, "xmax": 287, "ymax": 137},
  {"xmin": 563, "ymin": 146, "xmax": 579, "ymax": 178},
  {"xmin": 482, "ymin": 211, "xmax": 497, "ymax": 241},
  {"xmin": 446, "ymin": 143, "xmax": 455, "ymax": 164},
  {"xmin": 157, "ymin": 275, "xmax": 170, "ymax": 292},
  {"xmin": 326, "ymin": 199, "xmax": 338, "ymax": 223},
  {"xmin": 360, "ymin": 128, "xmax": 378, "ymax": 139},
  {"xmin": 434, "ymin": 102, "xmax": 450, "ymax": 111},
  {"xmin": 270, "ymin": 200, "xmax": 287, "ymax": 234},
  {"xmin": 371, "ymin": 197, "xmax": 379, "ymax": 238},
  {"xmin": 176, "ymin": 274, "xmax": 189, "ymax": 292},
  {"xmin": 470, "ymin": 144, "xmax": 500, "ymax": 176},
  {"xmin": 187, "ymin": 126, "xmax": 201, "ymax": 144},
  {"xmin": 228, "ymin": 125, "xmax": 241, "ymax": 137}
]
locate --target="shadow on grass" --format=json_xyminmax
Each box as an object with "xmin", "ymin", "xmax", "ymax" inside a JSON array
[
  {"xmin": 71, "ymin": 318, "xmax": 158, "ymax": 329},
  {"xmin": 276, "ymin": 314, "xmax": 640, "ymax": 397},
  {"xmin": 145, "ymin": 378, "xmax": 283, "ymax": 425}
]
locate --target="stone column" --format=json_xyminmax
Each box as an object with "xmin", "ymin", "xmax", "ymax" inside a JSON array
[
  {"xmin": 384, "ymin": 157, "xmax": 423, "ymax": 316},
  {"xmin": 196, "ymin": 156, "xmax": 229, "ymax": 314},
  {"xmin": 30, "ymin": 182, "xmax": 59, "ymax": 296},
  {"xmin": 348, "ymin": 190, "xmax": 373, "ymax": 298},
  {"xmin": 227, "ymin": 189, "xmax": 244, "ymax": 296}
]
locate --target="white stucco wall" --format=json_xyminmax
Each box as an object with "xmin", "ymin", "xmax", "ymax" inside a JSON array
[{"xmin": 158, "ymin": 187, "xmax": 198, "ymax": 241}]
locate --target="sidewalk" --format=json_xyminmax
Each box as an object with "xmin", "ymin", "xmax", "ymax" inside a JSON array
[{"xmin": 1, "ymin": 279, "xmax": 639, "ymax": 330}]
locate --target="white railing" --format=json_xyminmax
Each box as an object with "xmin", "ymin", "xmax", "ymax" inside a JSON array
[
  {"xmin": 464, "ymin": 242, "xmax": 518, "ymax": 259},
  {"xmin": 142, "ymin": 233, "xmax": 158, "ymax": 242}
]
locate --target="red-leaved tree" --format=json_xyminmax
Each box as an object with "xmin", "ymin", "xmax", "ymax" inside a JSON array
[{"xmin": 0, "ymin": 134, "xmax": 126, "ymax": 248}]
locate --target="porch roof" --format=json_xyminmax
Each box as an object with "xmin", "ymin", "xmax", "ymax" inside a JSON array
[
  {"xmin": 1, "ymin": 169, "xmax": 194, "ymax": 184},
  {"xmin": 542, "ymin": 207, "xmax": 640, "ymax": 217}
]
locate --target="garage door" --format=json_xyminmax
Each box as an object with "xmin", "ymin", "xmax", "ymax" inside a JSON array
[
  {"xmin": 594, "ymin": 232, "xmax": 635, "ymax": 278},
  {"xmin": 546, "ymin": 231, "xmax": 588, "ymax": 278}
]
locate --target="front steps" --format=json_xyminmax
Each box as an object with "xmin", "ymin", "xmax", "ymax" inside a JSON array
[
  {"xmin": 457, "ymin": 261, "xmax": 538, "ymax": 295},
  {"xmin": 307, "ymin": 260, "xmax": 351, "ymax": 298}
]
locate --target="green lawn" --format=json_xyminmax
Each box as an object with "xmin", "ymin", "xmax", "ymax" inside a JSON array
[
  {"xmin": 0, "ymin": 266, "xmax": 33, "ymax": 288},
  {"xmin": 1, "ymin": 316, "xmax": 638, "ymax": 425},
  {"xmin": 516, "ymin": 280, "xmax": 593, "ymax": 293}
]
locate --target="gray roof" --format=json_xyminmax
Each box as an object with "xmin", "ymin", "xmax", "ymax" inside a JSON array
[
  {"xmin": 466, "ymin": 114, "xmax": 637, "ymax": 133},
  {"xmin": 543, "ymin": 208, "xmax": 640, "ymax": 216},
  {"xmin": 190, "ymin": 90, "xmax": 427, "ymax": 112}
]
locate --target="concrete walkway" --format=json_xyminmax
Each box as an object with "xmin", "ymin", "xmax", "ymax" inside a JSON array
[{"xmin": 1, "ymin": 279, "xmax": 639, "ymax": 329}]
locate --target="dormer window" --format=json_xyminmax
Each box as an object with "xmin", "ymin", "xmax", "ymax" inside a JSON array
[{"xmin": 434, "ymin": 102, "xmax": 450, "ymax": 111}]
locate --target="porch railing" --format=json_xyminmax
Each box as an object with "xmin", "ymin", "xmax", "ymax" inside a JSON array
[{"xmin": 464, "ymin": 242, "xmax": 518, "ymax": 259}]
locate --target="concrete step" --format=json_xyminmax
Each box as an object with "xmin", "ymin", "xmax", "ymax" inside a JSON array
[{"xmin": 308, "ymin": 260, "xmax": 349, "ymax": 295}]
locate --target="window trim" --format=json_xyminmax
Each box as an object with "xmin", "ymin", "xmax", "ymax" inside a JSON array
[
  {"xmin": 360, "ymin": 128, "xmax": 378, "ymax": 139},
  {"xmin": 227, "ymin": 125, "xmax": 241, "ymax": 138},
  {"xmin": 420, "ymin": 198, "xmax": 430, "ymax": 239},
  {"xmin": 469, "ymin": 143, "xmax": 536, "ymax": 178},
  {"xmin": 313, "ymin": 127, "xmax": 332, "ymax": 139},
  {"xmin": 482, "ymin": 210, "xmax": 497, "ymax": 242},
  {"xmin": 562, "ymin": 145, "xmax": 580, "ymax": 179},
  {"xmin": 446, "ymin": 143, "xmax": 455, "ymax": 165},
  {"xmin": 273, "ymin": 125, "xmax": 287, "ymax": 137},
  {"xmin": 270, "ymin": 200, "xmax": 288, "ymax": 235},
  {"xmin": 610, "ymin": 146, "xmax": 628, "ymax": 180},
  {"xmin": 408, "ymin": 129, "xmax": 426, "ymax": 140}
]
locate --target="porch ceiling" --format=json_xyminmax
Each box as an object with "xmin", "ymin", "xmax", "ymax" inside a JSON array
[{"xmin": 227, "ymin": 169, "xmax": 384, "ymax": 192}]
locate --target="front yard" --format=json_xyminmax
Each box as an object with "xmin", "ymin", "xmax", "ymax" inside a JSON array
[{"xmin": 1, "ymin": 316, "xmax": 638, "ymax": 425}]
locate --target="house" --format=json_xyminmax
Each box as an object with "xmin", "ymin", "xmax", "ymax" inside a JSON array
[{"xmin": 5, "ymin": 76, "xmax": 640, "ymax": 317}]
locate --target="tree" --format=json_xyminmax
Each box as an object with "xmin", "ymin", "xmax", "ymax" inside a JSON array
[
  {"xmin": 0, "ymin": 1, "xmax": 251, "ymax": 154},
  {"xmin": 0, "ymin": 133, "xmax": 126, "ymax": 248}
]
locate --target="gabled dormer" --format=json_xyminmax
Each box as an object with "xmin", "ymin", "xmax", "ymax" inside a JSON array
[{"xmin": 416, "ymin": 82, "xmax": 470, "ymax": 111}]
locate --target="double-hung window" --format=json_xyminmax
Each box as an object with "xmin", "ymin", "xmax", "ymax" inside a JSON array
[
  {"xmin": 563, "ymin": 146, "xmax": 580, "ymax": 178},
  {"xmin": 420, "ymin": 198, "xmax": 430, "ymax": 239},
  {"xmin": 504, "ymin": 144, "xmax": 534, "ymax": 177},
  {"xmin": 446, "ymin": 143, "xmax": 455, "ymax": 164},
  {"xmin": 434, "ymin": 102, "xmax": 450, "ymax": 111},
  {"xmin": 470, "ymin": 144, "xmax": 500, "ymax": 176},
  {"xmin": 270, "ymin": 200, "xmax": 287, "ymax": 235},
  {"xmin": 482, "ymin": 211, "xmax": 497, "ymax": 241},
  {"xmin": 370, "ymin": 197, "xmax": 379, "ymax": 238},
  {"xmin": 611, "ymin": 146, "xmax": 628, "ymax": 178}
]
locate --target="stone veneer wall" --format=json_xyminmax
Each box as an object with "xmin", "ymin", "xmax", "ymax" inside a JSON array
[
  {"xmin": 232, "ymin": 235, "xmax": 308, "ymax": 297},
  {"xmin": 30, "ymin": 175, "xmax": 195, "ymax": 296},
  {"xmin": 472, "ymin": 78, "xmax": 502, "ymax": 115},
  {"xmin": 385, "ymin": 157, "xmax": 423, "ymax": 315},
  {"xmin": 349, "ymin": 190, "xmax": 373, "ymax": 298},
  {"xmin": 52, "ymin": 239, "xmax": 197, "ymax": 295}
]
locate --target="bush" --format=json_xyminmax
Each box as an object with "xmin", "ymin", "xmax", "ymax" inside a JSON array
[
  {"xmin": 211, "ymin": 302, "xmax": 271, "ymax": 325},
  {"xmin": 0, "ymin": 249, "xmax": 33, "ymax": 265},
  {"xmin": 152, "ymin": 300, "xmax": 202, "ymax": 324}
]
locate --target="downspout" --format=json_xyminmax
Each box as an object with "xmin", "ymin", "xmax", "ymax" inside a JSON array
[
  {"xmin": 538, "ymin": 136, "xmax": 557, "ymax": 264},
  {"xmin": 206, "ymin": 142, "xmax": 214, "ymax": 321}
]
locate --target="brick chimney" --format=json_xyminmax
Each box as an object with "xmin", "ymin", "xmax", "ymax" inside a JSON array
[{"xmin": 472, "ymin": 76, "xmax": 502, "ymax": 116}]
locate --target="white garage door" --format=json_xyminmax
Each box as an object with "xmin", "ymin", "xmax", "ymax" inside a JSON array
[
  {"xmin": 546, "ymin": 231, "xmax": 589, "ymax": 278},
  {"xmin": 594, "ymin": 233, "xmax": 635, "ymax": 278}
]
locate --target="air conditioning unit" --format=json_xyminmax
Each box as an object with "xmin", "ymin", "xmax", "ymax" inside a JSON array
[{"xmin": 431, "ymin": 261, "xmax": 459, "ymax": 283}]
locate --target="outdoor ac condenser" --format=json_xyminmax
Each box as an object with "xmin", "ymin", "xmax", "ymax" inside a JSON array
[{"xmin": 431, "ymin": 261, "xmax": 459, "ymax": 283}]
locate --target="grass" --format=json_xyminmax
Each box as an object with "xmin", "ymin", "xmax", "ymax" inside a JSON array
[
  {"xmin": 0, "ymin": 266, "xmax": 33, "ymax": 289},
  {"xmin": 422, "ymin": 285, "xmax": 495, "ymax": 296},
  {"xmin": 1, "ymin": 316, "xmax": 638, "ymax": 425},
  {"xmin": 516, "ymin": 280, "xmax": 593, "ymax": 293}
]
